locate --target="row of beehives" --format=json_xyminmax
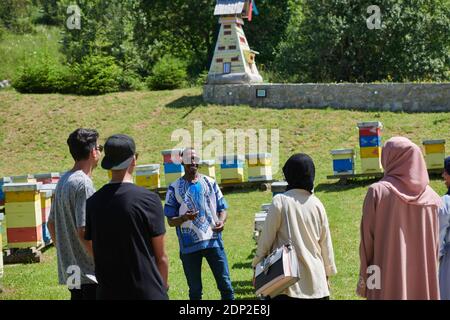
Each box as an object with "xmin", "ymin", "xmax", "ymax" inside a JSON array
[
  {"xmin": 124, "ymin": 151, "xmax": 275, "ymax": 190},
  {"xmin": 330, "ymin": 121, "xmax": 447, "ymax": 175},
  {"xmin": 253, "ymin": 182, "xmax": 287, "ymax": 242}
]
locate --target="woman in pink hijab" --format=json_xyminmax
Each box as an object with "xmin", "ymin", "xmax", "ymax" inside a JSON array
[{"xmin": 357, "ymin": 137, "xmax": 443, "ymax": 300}]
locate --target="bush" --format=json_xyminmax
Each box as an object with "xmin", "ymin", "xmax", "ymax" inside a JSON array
[
  {"xmin": 118, "ymin": 69, "xmax": 145, "ymax": 91},
  {"xmin": 13, "ymin": 54, "xmax": 62, "ymax": 93},
  {"xmin": 13, "ymin": 54, "xmax": 123, "ymax": 95},
  {"xmin": 0, "ymin": 25, "xmax": 4, "ymax": 41},
  {"xmin": 146, "ymin": 55, "xmax": 188, "ymax": 90},
  {"xmin": 74, "ymin": 55, "xmax": 122, "ymax": 95}
]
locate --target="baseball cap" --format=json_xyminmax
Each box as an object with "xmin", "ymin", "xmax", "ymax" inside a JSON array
[{"xmin": 101, "ymin": 134, "xmax": 136, "ymax": 170}]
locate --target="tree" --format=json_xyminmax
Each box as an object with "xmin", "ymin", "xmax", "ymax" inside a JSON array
[{"xmin": 275, "ymin": 0, "xmax": 450, "ymax": 82}]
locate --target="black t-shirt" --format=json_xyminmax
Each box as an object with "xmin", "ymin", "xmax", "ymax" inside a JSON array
[{"xmin": 85, "ymin": 183, "xmax": 168, "ymax": 300}]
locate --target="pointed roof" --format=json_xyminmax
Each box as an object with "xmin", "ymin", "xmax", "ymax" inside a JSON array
[{"xmin": 214, "ymin": 0, "xmax": 246, "ymax": 16}]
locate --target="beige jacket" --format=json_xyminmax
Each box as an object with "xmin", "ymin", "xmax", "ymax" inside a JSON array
[{"xmin": 252, "ymin": 189, "xmax": 337, "ymax": 299}]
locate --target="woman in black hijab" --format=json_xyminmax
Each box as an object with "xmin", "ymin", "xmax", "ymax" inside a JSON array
[
  {"xmin": 252, "ymin": 153, "xmax": 337, "ymax": 300},
  {"xmin": 283, "ymin": 153, "xmax": 315, "ymax": 193}
]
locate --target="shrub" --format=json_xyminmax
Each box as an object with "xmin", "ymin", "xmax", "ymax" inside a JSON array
[
  {"xmin": 0, "ymin": 25, "xmax": 4, "ymax": 41},
  {"xmin": 118, "ymin": 69, "xmax": 145, "ymax": 91},
  {"xmin": 74, "ymin": 55, "xmax": 122, "ymax": 95},
  {"xmin": 146, "ymin": 55, "xmax": 187, "ymax": 90},
  {"xmin": 13, "ymin": 54, "xmax": 61, "ymax": 93}
]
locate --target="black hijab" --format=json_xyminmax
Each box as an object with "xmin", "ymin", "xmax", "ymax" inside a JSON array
[
  {"xmin": 445, "ymin": 156, "xmax": 450, "ymax": 195},
  {"xmin": 282, "ymin": 153, "xmax": 315, "ymax": 193}
]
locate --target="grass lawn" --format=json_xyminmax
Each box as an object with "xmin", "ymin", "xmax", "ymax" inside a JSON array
[
  {"xmin": 0, "ymin": 26, "xmax": 63, "ymax": 81},
  {"xmin": 0, "ymin": 87, "xmax": 448, "ymax": 300}
]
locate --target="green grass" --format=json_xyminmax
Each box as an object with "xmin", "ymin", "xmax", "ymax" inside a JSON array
[
  {"xmin": 0, "ymin": 88, "xmax": 448, "ymax": 300},
  {"xmin": 0, "ymin": 25, "xmax": 63, "ymax": 80}
]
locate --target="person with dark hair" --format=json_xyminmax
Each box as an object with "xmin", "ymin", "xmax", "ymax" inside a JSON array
[
  {"xmin": 357, "ymin": 137, "xmax": 442, "ymax": 300},
  {"xmin": 252, "ymin": 153, "xmax": 337, "ymax": 300},
  {"xmin": 48, "ymin": 128, "xmax": 102, "ymax": 300},
  {"xmin": 85, "ymin": 134, "xmax": 169, "ymax": 300},
  {"xmin": 164, "ymin": 148, "xmax": 234, "ymax": 300},
  {"xmin": 438, "ymin": 157, "xmax": 450, "ymax": 299}
]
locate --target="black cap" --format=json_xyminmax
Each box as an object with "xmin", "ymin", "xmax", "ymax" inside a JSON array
[{"xmin": 101, "ymin": 134, "xmax": 136, "ymax": 170}]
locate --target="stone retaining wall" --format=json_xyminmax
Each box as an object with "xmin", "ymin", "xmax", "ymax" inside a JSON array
[{"xmin": 203, "ymin": 83, "xmax": 450, "ymax": 112}]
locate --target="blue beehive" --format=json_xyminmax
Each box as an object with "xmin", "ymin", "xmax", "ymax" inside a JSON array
[{"xmin": 330, "ymin": 149, "xmax": 355, "ymax": 175}]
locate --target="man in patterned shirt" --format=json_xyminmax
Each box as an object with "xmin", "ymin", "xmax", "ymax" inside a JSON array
[{"xmin": 164, "ymin": 148, "xmax": 234, "ymax": 300}]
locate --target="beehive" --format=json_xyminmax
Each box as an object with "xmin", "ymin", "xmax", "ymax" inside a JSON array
[
  {"xmin": 330, "ymin": 149, "xmax": 355, "ymax": 175},
  {"xmin": 198, "ymin": 160, "xmax": 216, "ymax": 179},
  {"xmin": 135, "ymin": 164, "xmax": 161, "ymax": 189},
  {"xmin": 423, "ymin": 140, "xmax": 446, "ymax": 170},
  {"xmin": 161, "ymin": 149, "xmax": 183, "ymax": 164},
  {"xmin": 0, "ymin": 177, "xmax": 12, "ymax": 206},
  {"xmin": 358, "ymin": 121, "xmax": 383, "ymax": 173},
  {"xmin": 40, "ymin": 190, "xmax": 53, "ymax": 245},
  {"xmin": 246, "ymin": 153, "xmax": 272, "ymax": 182},
  {"xmin": 163, "ymin": 163, "xmax": 185, "ymax": 187},
  {"xmin": 4, "ymin": 183, "xmax": 42, "ymax": 249},
  {"xmin": 261, "ymin": 203, "xmax": 271, "ymax": 213},
  {"xmin": 0, "ymin": 211, "xmax": 6, "ymax": 251},
  {"xmin": 271, "ymin": 181, "xmax": 287, "ymax": 197},
  {"xmin": 34, "ymin": 172, "xmax": 60, "ymax": 184},
  {"xmin": 10, "ymin": 175, "xmax": 36, "ymax": 183},
  {"xmin": 162, "ymin": 149, "xmax": 184, "ymax": 187},
  {"xmin": 219, "ymin": 155, "xmax": 245, "ymax": 184},
  {"xmin": 254, "ymin": 212, "xmax": 267, "ymax": 233}
]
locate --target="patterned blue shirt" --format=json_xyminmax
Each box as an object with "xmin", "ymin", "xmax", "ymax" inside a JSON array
[{"xmin": 164, "ymin": 174, "xmax": 228, "ymax": 254}]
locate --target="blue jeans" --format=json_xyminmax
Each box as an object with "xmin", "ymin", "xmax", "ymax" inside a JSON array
[{"xmin": 180, "ymin": 247, "xmax": 235, "ymax": 300}]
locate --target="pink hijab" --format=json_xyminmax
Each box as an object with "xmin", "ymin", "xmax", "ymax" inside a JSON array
[{"xmin": 380, "ymin": 137, "xmax": 442, "ymax": 207}]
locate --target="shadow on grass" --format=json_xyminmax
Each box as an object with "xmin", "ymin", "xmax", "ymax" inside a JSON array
[
  {"xmin": 232, "ymin": 262, "xmax": 253, "ymax": 269},
  {"xmin": 247, "ymin": 248, "xmax": 256, "ymax": 260},
  {"xmin": 165, "ymin": 95, "xmax": 207, "ymax": 119},
  {"xmin": 317, "ymin": 170, "xmax": 445, "ymax": 193},
  {"xmin": 315, "ymin": 178, "xmax": 379, "ymax": 193},
  {"xmin": 232, "ymin": 280, "xmax": 256, "ymax": 298}
]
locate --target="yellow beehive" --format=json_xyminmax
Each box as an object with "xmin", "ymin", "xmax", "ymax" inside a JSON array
[
  {"xmin": 423, "ymin": 140, "xmax": 446, "ymax": 170},
  {"xmin": 198, "ymin": 160, "xmax": 216, "ymax": 179},
  {"xmin": 4, "ymin": 183, "xmax": 42, "ymax": 249},
  {"xmin": 246, "ymin": 153, "xmax": 272, "ymax": 182},
  {"xmin": 361, "ymin": 158, "xmax": 383, "ymax": 173},
  {"xmin": 135, "ymin": 164, "xmax": 161, "ymax": 189},
  {"xmin": 219, "ymin": 155, "xmax": 245, "ymax": 184},
  {"xmin": 360, "ymin": 147, "xmax": 382, "ymax": 173},
  {"xmin": 360, "ymin": 147, "xmax": 382, "ymax": 158}
]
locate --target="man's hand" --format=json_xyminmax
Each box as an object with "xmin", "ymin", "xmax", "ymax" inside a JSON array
[
  {"xmin": 213, "ymin": 220, "xmax": 225, "ymax": 232},
  {"xmin": 185, "ymin": 211, "xmax": 199, "ymax": 221}
]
